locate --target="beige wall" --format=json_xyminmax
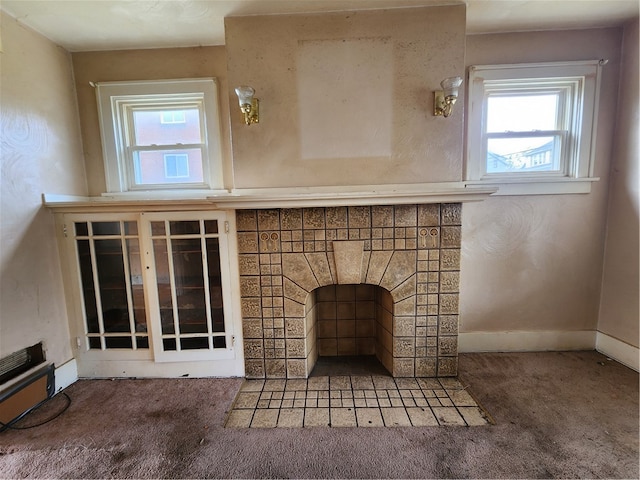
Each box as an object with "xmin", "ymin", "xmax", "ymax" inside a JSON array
[
  {"xmin": 225, "ymin": 6, "xmax": 466, "ymax": 188},
  {"xmin": 0, "ymin": 13, "xmax": 86, "ymax": 366},
  {"xmin": 598, "ymin": 19, "xmax": 639, "ymax": 348},
  {"xmin": 460, "ymin": 28, "xmax": 623, "ymax": 335},
  {"xmin": 71, "ymin": 46, "xmax": 232, "ymax": 196}
]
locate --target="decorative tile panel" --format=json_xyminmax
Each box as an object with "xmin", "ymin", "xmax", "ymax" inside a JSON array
[{"xmin": 237, "ymin": 203, "xmax": 462, "ymax": 379}]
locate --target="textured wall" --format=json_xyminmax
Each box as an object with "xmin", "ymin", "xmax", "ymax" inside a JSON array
[
  {"xmin": 225, "ymin": 6, "xmax": 466, "ymax": 188},
  {"xmin": 461, "ymin": 28, "xmax": 622, "ymax": 335},
  {"xmin": 0, "ymin": 13, "xmax": 86, "ymax": 365},
  {"xmin": 598, "ymin": 19, "xmax": 639, "ymax": 348},
  {"xmin": 71, "ymin": 46, "xmax": 232, "ymax": 196}
]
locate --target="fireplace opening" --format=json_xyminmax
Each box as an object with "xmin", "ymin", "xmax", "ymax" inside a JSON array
[{"xmin": 307, "ymin": 284, "xmax": 394, "ymax": 377}]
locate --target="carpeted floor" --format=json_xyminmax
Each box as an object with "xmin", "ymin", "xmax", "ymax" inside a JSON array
[{"xmin": 0, "ymin": 351, "xmax": 637, "ymax": 479}]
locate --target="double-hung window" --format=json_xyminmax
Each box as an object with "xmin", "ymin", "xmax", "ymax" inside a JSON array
[
  {"xmin": 466, "ymin": 61, "xmax": 604, "ymax": 195},
  {"xmin": 96, "ymin": 78, "xmax": 224, "ymax": 193}
]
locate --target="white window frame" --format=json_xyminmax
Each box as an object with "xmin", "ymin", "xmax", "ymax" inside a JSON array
[
  {"xmin": 96, "ymin": 78, "xmax": 224, "ymax": 194},
  {"xmin": 465, "ymin": 60, "xmax": 605, "ymax": 195}
]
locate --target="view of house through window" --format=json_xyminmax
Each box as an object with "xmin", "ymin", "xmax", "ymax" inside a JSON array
[
  {"xmin": 486, "ymin": 93, "xmax": 562, "ymax": 173},
  {"xmin": 131, "ymin": 107, "xmax": 203, "ymax": 185}
]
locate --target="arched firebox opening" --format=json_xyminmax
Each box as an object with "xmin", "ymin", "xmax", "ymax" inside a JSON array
[{"xmin": 305, "ymin": 284, "xmax": 394, "ymax": 377}]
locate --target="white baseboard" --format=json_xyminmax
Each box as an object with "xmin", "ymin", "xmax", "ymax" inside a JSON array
[
  {"xmin": 54, "ymin": 358, "xmax": 78, "ymax": 392},
  {"xmin": 458, "ymin": 330, "xmax": 597, "ymax": 353},
  {"xmin": 595, "ymin": 332, "xmax": 639, "ymax": 372}
]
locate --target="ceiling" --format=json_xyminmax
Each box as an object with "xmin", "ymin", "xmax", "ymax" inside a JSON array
[{"xmin": 1, "ymin": 0, "xmax": 638, "ymax": 52}]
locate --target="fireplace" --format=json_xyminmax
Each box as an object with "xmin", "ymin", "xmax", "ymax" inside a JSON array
[{"xmin": 236, "ymin": 203, "xmax": 461, "ymax": 379}]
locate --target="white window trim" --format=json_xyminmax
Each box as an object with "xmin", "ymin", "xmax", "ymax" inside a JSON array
[
  {"xmin": 96, "ymin": 78, "xmax": 224, "ymax": 194},
  {"xmin": 465, "ymin": 60, "xmax": 605, "ymax": 195}
]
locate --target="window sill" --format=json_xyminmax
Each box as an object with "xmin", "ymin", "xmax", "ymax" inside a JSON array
[{"xmin": 464, "ymin": 177, "xmax": 599, "ymax": 196}]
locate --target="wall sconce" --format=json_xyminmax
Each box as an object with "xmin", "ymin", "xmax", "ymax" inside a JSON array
[
  {"xmin": 235, "ymin": 86, "xmax": 259, "ymax": 125},
  {"xmin": 434, "ymin": 76, "xmax": 463, "ymax": 118}
]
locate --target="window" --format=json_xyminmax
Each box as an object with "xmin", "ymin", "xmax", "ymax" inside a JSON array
[
  {"xmin": 164, "ymin": 154, "xmax": 190, "ymax": 179},
  {"xmin": 96, "ymin": 79, "xmax": 224, "ymax": 193},
  {"xmin": 160, "ymin": 110, "xmax": 186, "ymax": 124},
  {"xmin": 466, "ymin": 61, "xmax": 604, "ymax": 195}
]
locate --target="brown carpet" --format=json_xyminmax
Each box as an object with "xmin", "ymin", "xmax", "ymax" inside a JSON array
[{"xmin": 0, "ymin": 351, "xmax": 637, "ymax": 479}]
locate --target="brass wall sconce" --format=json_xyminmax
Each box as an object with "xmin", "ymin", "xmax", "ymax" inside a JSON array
[
  {"xmin": 235, "ymin": 86, "xmax": 259, "ymax": 125},
  {"xmin": 434, "ymin": 76, "xmax": 463, "ymax": 118}
]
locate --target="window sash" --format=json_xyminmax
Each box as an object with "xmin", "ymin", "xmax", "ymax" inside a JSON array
[
  {"xmin": 130, "ymin": 145, "xmax": 206, "ymax": 189},
  {"xmin": 483, "ymin": 131, "xmax": 566, "ymax": 178},
  {"xmin": 122, "ymin": 104, "xmax": 209, "ymax": 190}
]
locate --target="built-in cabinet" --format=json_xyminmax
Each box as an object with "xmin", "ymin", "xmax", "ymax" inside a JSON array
[{"xmin": 58, "ymin": 209, "xmax": 244, "ymax": 378}]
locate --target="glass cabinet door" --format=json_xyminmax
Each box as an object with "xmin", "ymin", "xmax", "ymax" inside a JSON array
[
  {"xmin": 72, "ymin": 218, "xmax": 149, "ymax": 353},
  {"xmin": 143, "ymin": 212, "xmax": 234, "ymax": 362}
]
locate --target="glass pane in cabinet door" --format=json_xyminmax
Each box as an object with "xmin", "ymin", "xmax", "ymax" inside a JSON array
[
  {"xmin": 172, "ymin": 238, "xmax": 207, "ymax": 334},
  {"xmin": 151, "ymin": 221, "xmax": 166, "ymax": 236},
  {"xmin": 170, "ymin": 220, "xmax": 200, "ymax": 235},
  {"xmin": 94, "ymin": 239, "xmax": 129, "ymax": 333},
  {"xmin": 204, "ymin": 220, "xmax": 218, "ymax": 234},
  {"xmin": 92, "ymin": 221, "xmax": 120, "ymax": 236},
  {"xmin": 127, "ymin": 239, "xmax": 147, "ymax": 335},
  {"xmin": 206, "ymin": 238, "xmax": 225, "ymax": 333},
  {"xmin": 76, "ymin": 239, "xmax": 99, "ymax": 334},
  {"xmin": 153, "ymin": 238, "xmax": 174, "ymax": 335}
]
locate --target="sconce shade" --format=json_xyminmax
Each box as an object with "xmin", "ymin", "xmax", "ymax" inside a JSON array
[
  {"xmin": 234, "ymin": 85, "xmax": 259, "ymax": 125},
  {"xmin": 440, "ymin": 76, "xmax": 463, "ymax": 98},
  {"xmin": 235, "ymin": 86, "xmax": 255, "ymax": 106}
]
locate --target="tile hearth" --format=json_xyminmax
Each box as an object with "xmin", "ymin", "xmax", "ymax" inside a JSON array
[{"xmin": 225, "ymin": 375, "xmax": 491, "ymax": 428}]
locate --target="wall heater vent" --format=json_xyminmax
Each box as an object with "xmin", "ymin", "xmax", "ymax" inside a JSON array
[{"xmin": 0, "ymin": 343, "xmax": 54, "ymax": 430}]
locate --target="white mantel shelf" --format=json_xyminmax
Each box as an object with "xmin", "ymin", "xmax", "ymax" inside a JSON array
[{"xmin": 43, "ymin": 183, "xmax": 498, "ymax": 212}]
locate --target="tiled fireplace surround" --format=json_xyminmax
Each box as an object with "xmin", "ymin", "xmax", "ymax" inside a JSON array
[{"xmin": 236, "ymin": 203, "xmax": 461, "ymax": 379}]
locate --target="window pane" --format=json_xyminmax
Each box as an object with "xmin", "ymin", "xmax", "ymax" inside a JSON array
[
  {"xmin": 95, "ymin": 239, "xmax": 130, "ymax": 333},
  {"xmin": 77, "ymin": 239, "xmax": 99, "ymax": 334},
  {"xmin": 92, "ymin": 221, "xmax": 120, "ymax": 236},
  {"xmin": 172, "ymin": 238, "xmax": 208, "ymax": 334},
  {"xmin": 487, "ymin": 94, "xmax": 559, "ymax": 132},
  {"xmin": 133, "ymin": 149, "xmax": 203, "ymax": 185},
  {"xmin": 132, "ymin": 108, "xmax": 201, "ymax": 146},
  {"xmin": 486, "ymin": 136, "xmax": 560, "ymax": 173},
  {"xmin": 169, "ymin": 221, "xmax": 201, "ymax": 235}
]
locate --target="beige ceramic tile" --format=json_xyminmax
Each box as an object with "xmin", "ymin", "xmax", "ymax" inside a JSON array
[
  {"xmin": 304, "ymin": 408, "xmax": 331, "ymax": 427},
  {"xmin": 234, "ymin": 392, "xmax": 260, "ymax": 409},
  {"xmin": 239, "ymin": 379, "xmax": 265, "ymax": 392},
  {"xmin": 356, "ymin": 408, "xmax": 384, "ymax": 427},
  {"xmin": 225, "ymin": 410, "xmax": 253, "ymax": 428},
  {"xmin": 381, "ymin": 407, "xmax": 412, "ymax": 427},
  {"xmin": 285, "ymin": 379, "xmax": 307, "ymax": 391},
  {"xmin": 406, "ymin": 407, "xmax": 438, "ymax": 426},
  {"xmin": 307, "ymin": 376, "xmax": 329, "ymax": 390},
  {"xmin": 448, "ymin": 389, "xmax": 477, "ymax": 407},
  {"xmin": 458, "ymin": 407, "xmax": 489, "ymax": 426},
  {"xmin": 277, "ymin": 408, "xmax": 305, "ymax": 427},
  {"xmin": 263, "ymin": 379, "xmax": 286, "ymax": 391},
  {"xmin": 330, "ymin": 376, "xmax": 351, "ymax": 390},
  {"xmin": 251, "ymin": 409, "xmax": 279, "ymax": 428},
  {"xmin": 330, "ymin": 408, "xmax": 357, "ymax": 427},
  {"xmin": 351, "ymin": 376, "xmax": 374, "ymax": 390},
  {"xmin": 432, "ymin": 407, "xmax": 466, "ymax": 426}
]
